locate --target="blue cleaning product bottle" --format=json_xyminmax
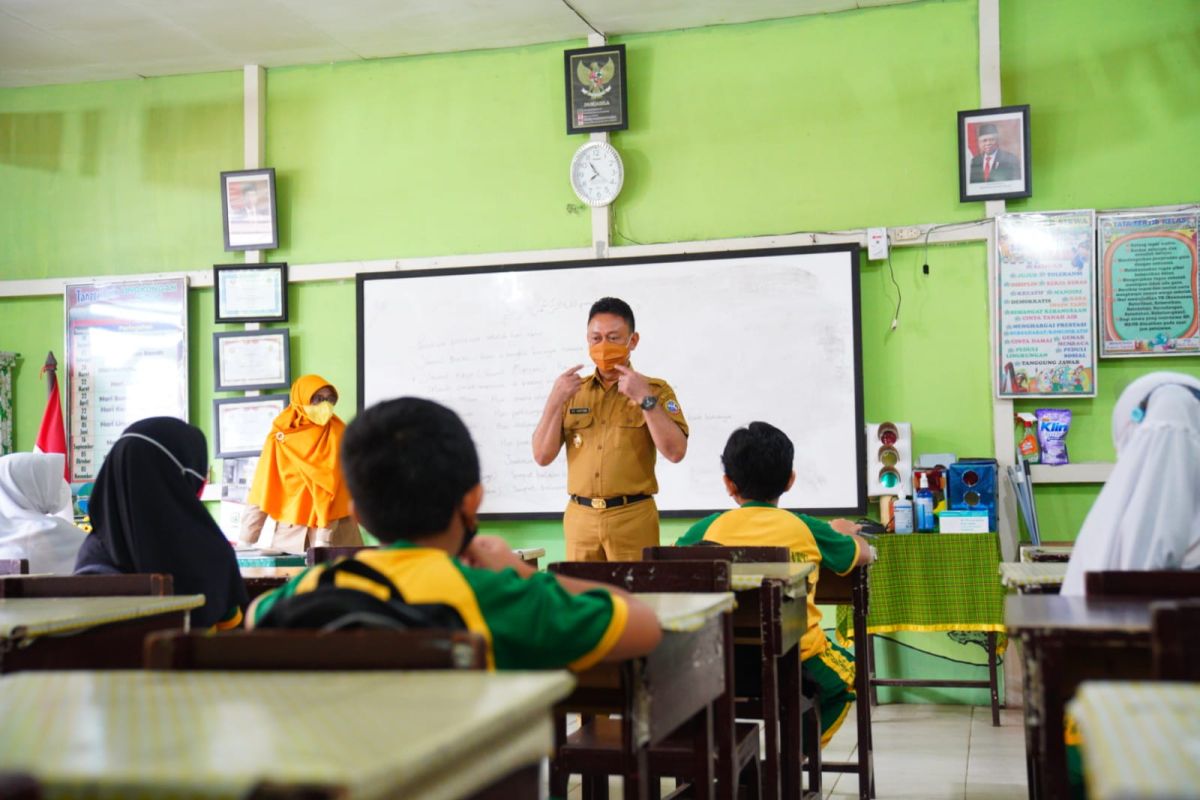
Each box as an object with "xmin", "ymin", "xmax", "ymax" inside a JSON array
[
  {"xmin": 915, "ymin": 473, "xmax": 935, "ymax": 532},
  {"xmin": 893, "ymin": 496, "xmax": 914, "ymax": 533}
]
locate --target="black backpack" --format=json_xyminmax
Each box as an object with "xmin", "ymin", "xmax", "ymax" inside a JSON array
[{"xmin": 256, "ymin": 558, "xmax": 468, "ymax": 632}]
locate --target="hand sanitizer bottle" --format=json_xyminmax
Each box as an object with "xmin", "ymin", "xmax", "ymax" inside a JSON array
[{"xmin": 915, "ymin": 474, "xmax": 935, "ymax": 532}]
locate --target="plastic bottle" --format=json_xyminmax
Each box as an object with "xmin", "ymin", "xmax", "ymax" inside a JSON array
[
  {"xmin": 915, "ymin": 474, "xmax": 935, "ymax": 532},
  {"xmin": 893, "ymin": 496, "xmax": 914, "ymax": 534},
  {"xmin": 1016, "ymin": 413, "xmax": 1039, "ymax": 463}
]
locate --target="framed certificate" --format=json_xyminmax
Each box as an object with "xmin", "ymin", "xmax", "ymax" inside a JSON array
[
  {"xmin": 213, "ymin": 395, "xmax": 288, "ymax": 458},
  {"xmin": 213, "ymin": 262, "xmax": 288, "ymax": 323},
  {"xmin": 564, "ymin": 44, "xmax": 628, "ymax": 135},
  {"xmin": 213, "ymin": 329, "xmax": 290, "ymax": 392},
  {"xmin": 221, "ymin": 167, "xmax": 278, "ymax": 251}
]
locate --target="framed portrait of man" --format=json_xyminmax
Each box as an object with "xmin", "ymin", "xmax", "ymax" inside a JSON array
[
  {"xmin": 221, "ymin": 167, "xmax": 279, "ymax": 251},
  {"xmin": 958, "ymin": 105, "xmax": 1031, "ymax": 203}
]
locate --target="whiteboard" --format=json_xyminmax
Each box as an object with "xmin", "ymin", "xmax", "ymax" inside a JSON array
[{"xmin": 358, "ymin": 246, "xmax": 865, "ymax": 517}]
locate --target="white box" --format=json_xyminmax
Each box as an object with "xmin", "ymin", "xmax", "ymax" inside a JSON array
[{"xmin": 938, "ymin": 510, "xmax": 990, "ymax": 533}]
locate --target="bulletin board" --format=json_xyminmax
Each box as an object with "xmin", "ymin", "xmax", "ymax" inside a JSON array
[
  {"xmin": 1097, "ymin": 210, "xmax": 1200, "ymax": 358},
  {"xmin": 359, "ymin": 246, "xmax": 867, "ymax": 518},
  {"xmin": 65, "ymin": 278, "xmax": 189, "ymax": 482},
  {"xmin": 995, "ymin": 211, "xmax": 1097, "ymax": 398}
]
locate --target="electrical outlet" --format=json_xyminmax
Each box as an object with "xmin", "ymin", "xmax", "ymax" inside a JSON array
[{"xmin": 892, "ymin": 226, "xmax": 923, "ymax": 242}]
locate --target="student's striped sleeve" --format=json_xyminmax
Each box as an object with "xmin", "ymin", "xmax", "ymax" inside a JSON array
[
  {"xmin": 463, "ymin": 568, "xmax": 628, "ymax": 671},
  {"xmin": 675, "ymin": 512, "xmax": 721, "ymax": 545},
  {"xmin": 798, "ymin": 514, "xmax": 859, "ymax": 575}
]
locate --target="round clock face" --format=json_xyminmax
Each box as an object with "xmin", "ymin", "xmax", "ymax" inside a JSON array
[{"xmin": 570, "ymin": 142, "xmax": 624, "ymax": 207}]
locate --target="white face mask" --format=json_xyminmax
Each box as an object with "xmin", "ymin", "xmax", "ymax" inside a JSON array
[{"xmin": 117, "ymin": 433, "xmax": 207, "ymax": 483}]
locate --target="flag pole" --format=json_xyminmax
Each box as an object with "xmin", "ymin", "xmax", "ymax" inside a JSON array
[{"xmin": 40, "ymin": 351, "xmax": 57, "ymax": 395}]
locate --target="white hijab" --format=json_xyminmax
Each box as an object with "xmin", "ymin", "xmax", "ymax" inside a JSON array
[
  {"xmin": 0, "ymin": 452, "xmax": 86, "ymax": 574},
  {"xmin": 1061, "ymin": 372, "xmax": 1200, "ymax": 596}
]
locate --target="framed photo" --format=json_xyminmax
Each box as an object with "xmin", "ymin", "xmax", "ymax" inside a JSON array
[
  {"xmin": 958, "ymin": 105, "xmax": 1031, "ymax": 203},
  {"xmin": 221, "ymin": 167, "xmax": 278, "ymax": 251},
  {"xmin": 213, "ymin": 395, "xmax": 287, "ymax": 459},
  {"xmin": 213, "ymin": 262, "xmax": 288, "ymax": 323},
  {"xmin": 213, "ymin": 329, "xmax": 290, "ymax": 392},
  {"xmin": 564, "ymin": 44, "xmax": 628, "ymax": 135}
]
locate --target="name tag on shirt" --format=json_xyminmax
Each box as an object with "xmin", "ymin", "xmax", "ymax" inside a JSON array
[{"xmin": 569, "ymin": 407, "xmax": 591, "ymax": 414}]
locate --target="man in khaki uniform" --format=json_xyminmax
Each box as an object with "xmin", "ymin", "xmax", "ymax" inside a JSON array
[{"xmin": 532, "ymin": 298, "xmax": 688, "ymax": 561}]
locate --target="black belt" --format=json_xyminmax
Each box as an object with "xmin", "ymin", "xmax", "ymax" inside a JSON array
[{"xmin": 571, "ymin": 494, "xmax": 651, "ymax": 510}]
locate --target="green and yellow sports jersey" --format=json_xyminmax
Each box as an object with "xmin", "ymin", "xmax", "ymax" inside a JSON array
[
  {"xmin": 248, "ymin": 540, "xmax": 628, "ymax": 671},
  {"xmin": 676, "ymin": 502, "xmax": 859, "ymax": 658}
]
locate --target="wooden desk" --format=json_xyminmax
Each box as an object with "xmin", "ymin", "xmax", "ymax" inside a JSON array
[
  {"xmin": 1005, "ymin": 595, "xmax": 1154, "ymax": 800},
  {"xmin": 999, "ymin": 562, "xmax": 1066, "ymax": 594},
  {"xmin": 0, "ymin": 595, "xmax": 203, "ymax": 672},
  {"xmin": 239, "ymin": 566, "xmax": 305, "ymax": 579},
  {"xmin": 0, "ymin": 669, "xmax": 575, "ymax": 799},
  {"xmin": 1068, "ymin": 681, "xmax": 1200, "ymax": 800},
  {"xmin": 1019, "ymin": 545, "xmax": 1072, "ymax": 563},
  {"xmin": 557, "ymin": 592, "xmax": 734, "ymax": 800},
  {"xmin": 236, "ymin": 551, "xmax": 307, "ymax": 568},
  {"xmin": 514, "ymin": 547, "xmax": 545, "ymax": 569},
  {"xmin": 729, "ymin": 562, "xmax": 815, "ymax": 800}
]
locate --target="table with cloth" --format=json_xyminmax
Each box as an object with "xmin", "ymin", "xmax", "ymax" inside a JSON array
[{"xmin": 836, "ymin": 533, "xmax": 1006, "ymax": 724}]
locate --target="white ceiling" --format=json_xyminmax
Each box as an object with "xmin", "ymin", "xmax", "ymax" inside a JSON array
[{"xmin": 0, "ymin": 0, "xmax": 915, "ymax": 88}]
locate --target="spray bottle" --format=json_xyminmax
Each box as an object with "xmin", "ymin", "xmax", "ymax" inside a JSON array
[
  {"xmin": 914, "ymin": 474, "xmax": 935, "ymax": 532},
  {"xmin": 1016, "ymin": 412, "xmax": 1039, "ymax": 463}
]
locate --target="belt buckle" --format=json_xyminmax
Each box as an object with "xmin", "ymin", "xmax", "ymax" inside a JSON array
[{"xmin": 590, "ymin": 497, "xmax": 607, "ymax": 510}]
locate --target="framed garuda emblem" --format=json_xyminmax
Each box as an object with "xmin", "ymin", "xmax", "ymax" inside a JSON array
[{"xmin": 564, "ymin": 44, "xmax": 628, "ymax": 135}]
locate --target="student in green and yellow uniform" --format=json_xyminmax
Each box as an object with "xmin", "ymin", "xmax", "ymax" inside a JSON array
[
  {"xmin": 532, "ymin": 297, "xmax": 688, "ymax": 562},
  {"xmin": 676, "ymin": 421, "xmax": 874, "ymax": 745},
  {"xmin": 247, "ymin": 396, "xmax": 662, "ymax": 671}
]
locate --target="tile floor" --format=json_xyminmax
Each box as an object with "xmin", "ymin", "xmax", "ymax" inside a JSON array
[{"xmin": 562, "ymin": 703, "xmax": 1029, "ymax": 799}]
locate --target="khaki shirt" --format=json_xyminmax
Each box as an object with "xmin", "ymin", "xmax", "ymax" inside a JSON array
[{"xmin": 562, "ymin": 369, "xmax": 688, "ymax": 498}]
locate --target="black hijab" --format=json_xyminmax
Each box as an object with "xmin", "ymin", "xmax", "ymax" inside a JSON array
[{"xmin": 74, "ymin": 417, "xmax": 248, "ymax": 627}]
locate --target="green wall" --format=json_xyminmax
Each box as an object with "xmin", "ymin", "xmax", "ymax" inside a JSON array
[
  {"xmin": 1002, "ymin": 0, "xmax": 1200, "ymax": 537},
  {"xmin": 0, "ymin": 0, "xmax": 1197, "ymax": 698}
]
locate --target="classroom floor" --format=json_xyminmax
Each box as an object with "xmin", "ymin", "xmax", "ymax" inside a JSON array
[{"xmin": 562, "ymin": 703, "xmax": 1028, "ymax": 799}]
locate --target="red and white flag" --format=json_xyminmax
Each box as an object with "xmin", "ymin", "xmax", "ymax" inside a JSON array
[{"xmin": 35, "ymin": 352, "xmax": 68, "ymax": 481}]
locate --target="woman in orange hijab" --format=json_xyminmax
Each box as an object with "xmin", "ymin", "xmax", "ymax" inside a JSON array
[{"xmin": 238, "ymin": 375, "xmax": 362, "ymax": 552}]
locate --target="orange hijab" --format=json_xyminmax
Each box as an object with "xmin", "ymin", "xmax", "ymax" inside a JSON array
[{"xmin": 247, "ymin": 374, "xmax": 350, "ymax": 528}]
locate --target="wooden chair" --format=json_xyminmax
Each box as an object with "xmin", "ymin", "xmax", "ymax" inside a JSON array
[
  {"xmin": 306, "ymin": 546, "xmax": 377, "ymax": 566},
  {"xmin": 646, "ymin": 544, "xmax": 814, "ymax": 800},
  {"xmin": 645, "ymin": 545, "xmax": 790, "ymax": 564},
  {"xmin": 1151, "ymin": 599, "xmax": 1200, "ymax": 680},
  {"xmin": 144, "ymin": 629, "xmax": 487, "ymax": 670},
  {"xmin": 548, "ymin": 560, "xmax": 755, "ymax": 800},
  {"xmin": 813, "ymin": 565, "xmax": 875, "ymax": 800},
  {"xmin": 0, "ymin": 559, "xmax": 29, "ymax": 577},
  {"xmin": 1085, "ymin": 570, "xmax": 1200, "ymax": 599},
  {"xmin": 243, "ymin": 575, "xmax": 291, "ymax": 602},
  {"xmin": 0, "ymin": 773, "xmax": 41, "ymax": 800},
  {"xmin": 0, "ymin": 573, "xmax": 173, "ymax": 598}
]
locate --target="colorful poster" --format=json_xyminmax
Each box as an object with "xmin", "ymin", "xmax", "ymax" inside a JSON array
[
  {"xmin": 1097, "ymin": 211, "xmax": 1200, "ymax": 358},
  {"xmin": 65, "ymin": 278, "xmax": 189, "ymax": 482},
  {"xmin": 996, "ymin": 211, "xmax": 1097, "ymax": 398}
]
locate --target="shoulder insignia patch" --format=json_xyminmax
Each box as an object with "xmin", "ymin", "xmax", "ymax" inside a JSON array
[
  {"xmin": 665, "ymin": 399, "xmax": 680, "ymax": 414},
  {"xmin": 569, "ymin": 407, "xmax": 591, "ymax": 415}
]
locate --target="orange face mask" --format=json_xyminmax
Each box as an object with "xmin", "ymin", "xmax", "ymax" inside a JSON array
[{"xmin": 589, "ymin": 340, "xmax": 631, "ymax": 371}]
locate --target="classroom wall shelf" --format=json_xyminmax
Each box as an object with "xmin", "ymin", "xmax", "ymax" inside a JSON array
[{"xmin": 1029, "ymin": 462, "xmax": 1113, "ymax": 485}]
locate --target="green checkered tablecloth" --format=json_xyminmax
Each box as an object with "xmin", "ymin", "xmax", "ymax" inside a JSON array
[
  {"xmin": 867, "ymin": 533, "xmax": 1006, "ymax": 633},
  {"xmin": 835, "ymin": 533, "xmax": 1006, "ymax": 643}
]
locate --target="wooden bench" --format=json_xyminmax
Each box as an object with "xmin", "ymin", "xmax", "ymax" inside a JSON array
[{"xmin": 145, "ymin": 628, "xmax": 486, "ymax": 670}]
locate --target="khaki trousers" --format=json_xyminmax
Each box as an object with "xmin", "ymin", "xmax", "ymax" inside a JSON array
[
  {"xmin": 563, "ymin": 497, "xmax": 659, "ymax": 562},
  {"xmin": 238, "ymin": 504, "xmax": 363, "ymax": 553}
]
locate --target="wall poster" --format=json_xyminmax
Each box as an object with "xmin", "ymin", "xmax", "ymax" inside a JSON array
[
  {"xmin": 1097, "ymin": 210, "xmax": 1200, "ymax": 358},
  {"xmin": 996, "ymin": 210, "xmax": 1097, "ymax": 398},
  {"xmin": 65, "ymin": 277, "xmax": 189, "ymax": 482}
]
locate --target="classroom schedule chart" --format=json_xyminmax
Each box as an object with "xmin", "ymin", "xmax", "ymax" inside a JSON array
[{"xmin": 65, "ymin": 278, "xmax": 189, "ymax": 481}]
